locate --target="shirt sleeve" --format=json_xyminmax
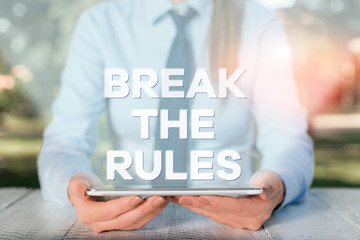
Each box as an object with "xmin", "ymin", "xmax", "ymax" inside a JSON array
[
  {"xmin": 251, "ymin": 13, "xmax": 314, "ymax": 209},
  {"xmin": 37, "ymin": 10, "xmax": 105, "ymax": 206}
]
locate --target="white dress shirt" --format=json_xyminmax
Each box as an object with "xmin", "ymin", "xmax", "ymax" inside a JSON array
[{"xmin": 38, "ymin": 0, "xmax": 314, "ymax": 209}]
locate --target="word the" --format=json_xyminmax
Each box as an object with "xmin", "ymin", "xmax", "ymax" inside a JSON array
[{"xmin": 132, "ymin": 109, "xmax": 215, "ymax": 140}]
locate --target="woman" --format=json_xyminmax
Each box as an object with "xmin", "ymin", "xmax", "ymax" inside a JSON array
[{"xmin": 38, "ymin": 0, "xmax": 313, "ymax": 232}]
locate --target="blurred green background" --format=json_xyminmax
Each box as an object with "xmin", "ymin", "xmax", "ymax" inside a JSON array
[{"xmin": 1, "ymin": 0, "xmax": 360, "ymax": 188}]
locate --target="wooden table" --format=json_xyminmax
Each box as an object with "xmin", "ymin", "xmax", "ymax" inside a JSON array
[{"xmin": 0, "ymin": 188, "xmax": 359, "ymax": 239}]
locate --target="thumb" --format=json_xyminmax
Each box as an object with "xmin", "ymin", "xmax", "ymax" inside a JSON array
[
  {"xmin": 259, "ymin": 183, "xmax": 274, "ymax": 200},
  {"xmin": 68, "ymin": 173, "xmax": 102, "ymax": 204},
  {"xmin": 68, "ymin": 177, "xmax": 91, "ymax": 203},
  {"xmin": 249, "ymin": 170, "xmax": 281, "ymax": 200}
]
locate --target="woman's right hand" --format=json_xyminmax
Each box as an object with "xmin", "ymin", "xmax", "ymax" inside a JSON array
[{"xmin": 67, "ymin": 173, "xmax": 169, "ymax": 233}]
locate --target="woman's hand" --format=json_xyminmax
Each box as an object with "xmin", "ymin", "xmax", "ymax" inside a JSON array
[
  {"xmin": 172, "ymin": 170, "xmax": 285, "ymax": 231},
  {"xmin": 68, "ymin": 173, "xmax": 169, "ymax": 233}
]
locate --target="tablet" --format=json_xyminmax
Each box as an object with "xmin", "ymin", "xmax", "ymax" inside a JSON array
[{"xmin": 87, "ymin": 186, "xmax": 263, "ymax": 197}]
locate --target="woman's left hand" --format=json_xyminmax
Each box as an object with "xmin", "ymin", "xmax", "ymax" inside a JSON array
[{"xmin": 171, "ymin": 170, "xmax": 285, "ymax": 231}]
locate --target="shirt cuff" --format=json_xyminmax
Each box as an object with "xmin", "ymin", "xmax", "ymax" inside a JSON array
[
  {"xmin": 269, "ymin": 166, "xmax": 307, "ymax": 212},
  {"xmin": 40, "ymin": 163, "xmax": 100, "ymax": 207}
]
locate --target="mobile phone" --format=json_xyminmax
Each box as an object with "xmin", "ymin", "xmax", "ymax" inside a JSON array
[{"xmin": 87, "ymin": 186, "xmax": 263, "ymax": 197}]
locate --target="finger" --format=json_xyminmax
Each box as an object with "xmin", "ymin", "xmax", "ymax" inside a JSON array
[
  {"xmin": 184, "ymin": 205, "xmax": 264, "ymax": 231},
  {"xmin": 172, "ymin": 195, "xmax": 198, "ymax": 205},
  {"xmin": 89, "ymin": 196, "xmax": 169, "ymax": 232},
  {"xmin": 176, "ymin": 195, "xmax": 255, "ymax": 213},
  {"xmin": 175, "ymin": 195, "xmax": 269, "ymax": 218},
  {"xmin": 175, "ymin": 196, "xmax": 269, "ymax": 230},
  {"xmin": 76, "ymin": 195, "xmax": 144, "ymax": 223},
  {"xmin": 67, "ymin": 178, "xmax": 91, "ymax": 204},
  {"xmin": 68, "ymin": 174, "xmax": 102, "ymax": 202},
  {"xmin": 249, "ymin": 170, "xmax": 283, "ymax": 200}
]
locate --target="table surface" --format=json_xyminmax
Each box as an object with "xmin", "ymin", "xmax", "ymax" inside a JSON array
[{"xmin": 0, "ymin": 188, "xmax": 359, "ymax": 240}]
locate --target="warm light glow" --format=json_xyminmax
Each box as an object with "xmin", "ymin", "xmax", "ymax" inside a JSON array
[
  {"xmin": 11, "ymin": 65, "xmax": 33, "ymax": 83},
  {"xmin": 348, "ymin": 37, "xmax": 360, "ymax": 55},
  {"xmin": 0, "ymin": 75, "xmax": 15, "ymax": 91},
  {"xmin": 311, "ymin": 113, "xmax": 360, "ymax": 130},
  {"xmin": 341, "ymin": 61, "xmax": 355, "ymax": 84}
]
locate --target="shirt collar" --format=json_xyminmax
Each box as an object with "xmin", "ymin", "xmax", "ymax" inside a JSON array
[{"xmin": 145, "ymin": 0, "xmax": 211, "ymax": 25}]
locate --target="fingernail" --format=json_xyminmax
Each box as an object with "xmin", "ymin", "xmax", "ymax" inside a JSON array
[
  {"xmin": 198, "ymin": 197, "xmax": 210, "ymax": 206},
  {"xmin": 179, "ymin": 198, "xmax": 192, "ymax": 206},
  {"xmin": 130, "ymin": 196, "xmax": 143, "ymax": 207},
  {"xmin": 153, "ymin": 196, "xmax": 166, "ymax": 208}
]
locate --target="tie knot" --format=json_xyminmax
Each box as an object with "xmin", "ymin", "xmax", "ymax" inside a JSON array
[{"xmin": 169, "ymin": 7, "xmax": 196, "ymax": 30}]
